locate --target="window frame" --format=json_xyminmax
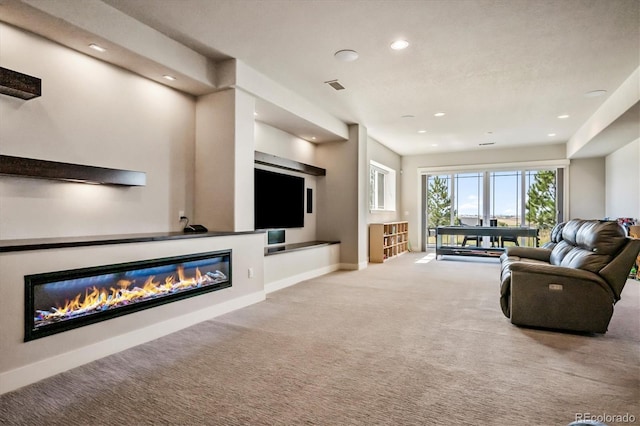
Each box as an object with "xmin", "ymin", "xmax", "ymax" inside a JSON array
[
  {"xmin": 419, "ymin": 160, "xmax": 569, "ymax": 250},
  {"xmin": 370, "ymin": 160, "xmax": 396, "ymax": 212}
]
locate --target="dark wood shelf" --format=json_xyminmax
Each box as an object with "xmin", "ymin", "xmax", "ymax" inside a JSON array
[
  {"xmin": 0, "ymin": 230, "xmax": 263, "ymax": 253},
  {"xmin": 0, "ymin": 155, "xmax": 146, "ymax": 186},
  {"xmin": 436, "ymin": 246, "xmax": 505, "ymax": 258},
  {"xmin": 0, "ymin": 67, "xmax": 41, "ymax": 100},
  {"xmin": 264, "ymin": 240, "xmax": 339, "ymax": 256},
  {"xmin": 255, "ymin": 151, "xmax": 326, "ymax": 176}
]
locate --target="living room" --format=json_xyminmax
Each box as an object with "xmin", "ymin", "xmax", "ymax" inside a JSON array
[{"xmin": 1, "ymin": 1, "xmax": 638, "ymax": 424}]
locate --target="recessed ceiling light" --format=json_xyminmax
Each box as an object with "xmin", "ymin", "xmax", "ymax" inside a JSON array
[
  {"xmin": 557, "ymin": 114, "xmax": 570, "ymax": 119},
  {"xmin": 311, "ymin": 136, "xmax": 317, "ymax": 141},
  {"xmin": 431, "ymin": 143, "xmax": 438, "ymax": 147},
  {"xmin": 89, "ymin": 43, "xmax": 106, "ymax": 52},
  {"xmin": 434, "ymin": 112, "xmax": 446, "ymax": 117},
  {"xmin": 418, "ymin": 130, "xmax": 427, "ymax": 133},
  {"xmin": 253, "ymin": 112, "xmax": 258, "ymax": 116},
  {"xmin": 548, "ymin": 133, "xmax": 556, "ymax": 137},
  {"xmin": 584, "ymin": 90, "xmax": 607, "ymax": 98},
  {"xmin": 163, "ymin": 75, "xmax": 176, "ymax": 81},
  {"xmin": 390, "ymin": 39, "xmax": 409, "ymax": 50},
  {"xmin": 334, "ymin": 49, "xmax": 359, "ymax": 62}
]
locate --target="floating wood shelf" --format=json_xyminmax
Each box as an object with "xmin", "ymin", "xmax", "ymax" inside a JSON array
[
  {"xmin": 254, "ymin": 151, "xmax": 326, "ymax": 176},
  {"xmin": 0, "ymin": 155, "xmax": 146, "ymax": 186},
  {"xmin": 0, "ymin": 67, "xmax": 41, "ymax": 100}
]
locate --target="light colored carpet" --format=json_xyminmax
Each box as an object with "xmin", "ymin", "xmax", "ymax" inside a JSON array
[{"xmin": 1, "ymin": 252, "xmax": 638, "ymax": 425}]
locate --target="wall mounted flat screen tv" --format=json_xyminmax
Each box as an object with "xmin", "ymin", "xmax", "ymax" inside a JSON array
[{"xmin": 255, "ymin": 168, "xmax": 305, "ymax": 229}]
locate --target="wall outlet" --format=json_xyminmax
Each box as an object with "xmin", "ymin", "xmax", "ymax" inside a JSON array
[
  {"xmin": 248, "ymin": 267, "xmax": 254, "ymax": 278},
  {"xmin": 178, "ymin": 210, "xmax": 185, "ymax": 221}
]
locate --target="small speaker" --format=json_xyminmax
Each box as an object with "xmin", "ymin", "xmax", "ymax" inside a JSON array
[
  {"xmin": 307, "ymin": 188, "xmax": 313, "ymax": 213},
  {"xmin": 267, "ymin": 229, "xmax": 285, "ymax": 245}
]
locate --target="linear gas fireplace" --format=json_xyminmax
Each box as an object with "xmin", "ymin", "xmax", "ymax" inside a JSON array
[{"xmin": 24, "ymin": 250, "xmax": 232, "ymax": 341}]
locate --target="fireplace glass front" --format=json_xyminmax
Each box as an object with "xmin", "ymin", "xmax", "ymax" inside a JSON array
[{"xmin": 25, "ymin": 250, "xmax": 231, "ymax": 341}]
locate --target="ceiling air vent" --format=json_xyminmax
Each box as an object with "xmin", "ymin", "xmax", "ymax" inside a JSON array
[
  {"xmin": 479, "ymin": 142, "xmax": 495, "ymax": 146},
  {"xmin": 325, "ymin": 79, "xmax": 345, "ymax": 90}
]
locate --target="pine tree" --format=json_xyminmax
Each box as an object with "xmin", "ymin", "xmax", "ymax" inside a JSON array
[
  {"xmin": 525, "ymin": 170, "xmax": 556, "ymax": 230},
  {"xmin": 427, "ymin": 176, "xmax": 451, "ymax": 228}
]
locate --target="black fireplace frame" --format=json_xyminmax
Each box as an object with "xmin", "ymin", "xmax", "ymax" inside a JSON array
[{"xmin": 24, "ymin": 250, "xmax": 232, "ymax": 342}]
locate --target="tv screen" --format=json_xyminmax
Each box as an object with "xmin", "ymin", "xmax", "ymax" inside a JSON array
[{"xmin": 254, "ymin": 169, "xmax": 305, "ymax": 229}]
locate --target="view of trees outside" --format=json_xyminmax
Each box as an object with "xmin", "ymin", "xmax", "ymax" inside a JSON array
[
  {"xmin": 426, "ymin": 170, "xmax": 557, "ymax": 246},
  {"xmin": 426, "ymin": 176, "xmax": 451, "ymax": 228},
  {"xmin": 525, "ymin": 170, "xmax": 556, "ymax": 232}
]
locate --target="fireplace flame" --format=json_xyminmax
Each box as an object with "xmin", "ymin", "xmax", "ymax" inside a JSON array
[{"xmin": 34, "ymin": 267, "xmax": 227, "ymax": 328}]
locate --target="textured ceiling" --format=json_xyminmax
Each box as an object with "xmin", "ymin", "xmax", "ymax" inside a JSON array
[{"xmin": 4, "ymin": 0, "xmax": 640, "ymax": 156}]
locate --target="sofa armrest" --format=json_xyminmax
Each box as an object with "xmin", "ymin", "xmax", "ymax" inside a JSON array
[
  {"xmin": 509, "ymin": 262, "xmax": 614, "ymax": 299},
  {"xmin": 508, "ymin": 262, "xmax": 616, "ymax": 333},
  {"xmin": 504, "ymin": 246, "xmax": 551, "ymax": 262}
]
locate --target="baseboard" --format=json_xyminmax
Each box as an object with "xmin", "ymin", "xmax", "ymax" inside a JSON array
[
  {"xmin": 265, "ymin": 263, "xmax": 340, "ymax": 294},
  {"xmin": 0, "ymin": 291, "xmax": 266, "ymax": 395},
  {"xmin": 340, "ymin": 261, "xmax": 369, "ymax": 271}
]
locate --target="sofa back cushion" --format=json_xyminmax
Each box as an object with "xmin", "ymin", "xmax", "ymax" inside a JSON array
[
  {"xmin": 541, "ymin": 221, "xmax": 565, "ymax": 249},
  {"xmin": 549, "ymin": 240, "xmax": 574, "ymax": 265},
  {"xmin": 550, "ymin": 219, "xmax": 628, "ymax": 273}
]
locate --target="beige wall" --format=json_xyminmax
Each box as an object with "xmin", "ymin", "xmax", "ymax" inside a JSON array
[
  {"xmin": 367, "ymin": 137, "xmax": 402, "ymax": 225},
  {"xmin": 254, "ymin": 122, "xmax": 319, "ymax": 245},
  {"xmin": 194, "ymin": 89, "xmax": 255, "ymax": 232},
  {"xmin": 317, "ymin": 124, "xmax": 368, "ymax": 269},
  {"xmin": 0, "ymin": 23, "xmax": 195, "ymax": 240},
  {"xmin": 254, "ymin": 121, "xmax": 316, "ymax": 165},
  {"xmin": 606, "ymin": 138, "xmax": 640, "ymax": 219},
  {"xmin": 569, "ymin": 157, "xmax": 606, "ymax": 220},
  {"xmin": 0, "ymin": 23, "xmax": 268, "ymax": 395}
]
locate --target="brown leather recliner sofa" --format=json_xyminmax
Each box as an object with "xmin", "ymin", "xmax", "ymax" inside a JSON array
[{"xmin": 499, "ymin": 219, "xmax": 640, "ymax": 333}]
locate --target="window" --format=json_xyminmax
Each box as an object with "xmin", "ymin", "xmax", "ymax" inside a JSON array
[
  {"xmin": 421, "ymin": 162, "xmax": 566, "ymax": 249},
  {"xmin": 370, "ymin": 161, "xmax": 396, "ymax": 211},
  {"xmin": 455, "ymin": 172, "xmax": 483, "ymax": 226}
]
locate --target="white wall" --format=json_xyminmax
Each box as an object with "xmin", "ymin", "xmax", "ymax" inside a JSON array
[
  {"xmin": 606, "ymin": 138, "xmax": 640, "ymax": 219},
  {"xmin": 0, "ymin": 23, "xmax": 195, "ymax": 239}
]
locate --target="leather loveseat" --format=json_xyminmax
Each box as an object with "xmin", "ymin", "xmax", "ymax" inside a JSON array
[{"xmin": 499, "ymin": 219, "xmax": 640, "ymax": 333}]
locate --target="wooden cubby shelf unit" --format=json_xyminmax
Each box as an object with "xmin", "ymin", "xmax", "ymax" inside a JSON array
[{"xmin": 369, "ymin": 221, "xmax": 409, "ymax": 263}]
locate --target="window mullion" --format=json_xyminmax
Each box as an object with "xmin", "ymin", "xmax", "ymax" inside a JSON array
[
  {"xmin": 520, "ymin": 171, "xmax": 526, "ymax": 227},
  {"xmin": 450, "ymin": 174, "xmax": 456, "ymax": 225},
  {"xmin": 483, "ymin": 171, "xmax": 490, "ymax": 224}
]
